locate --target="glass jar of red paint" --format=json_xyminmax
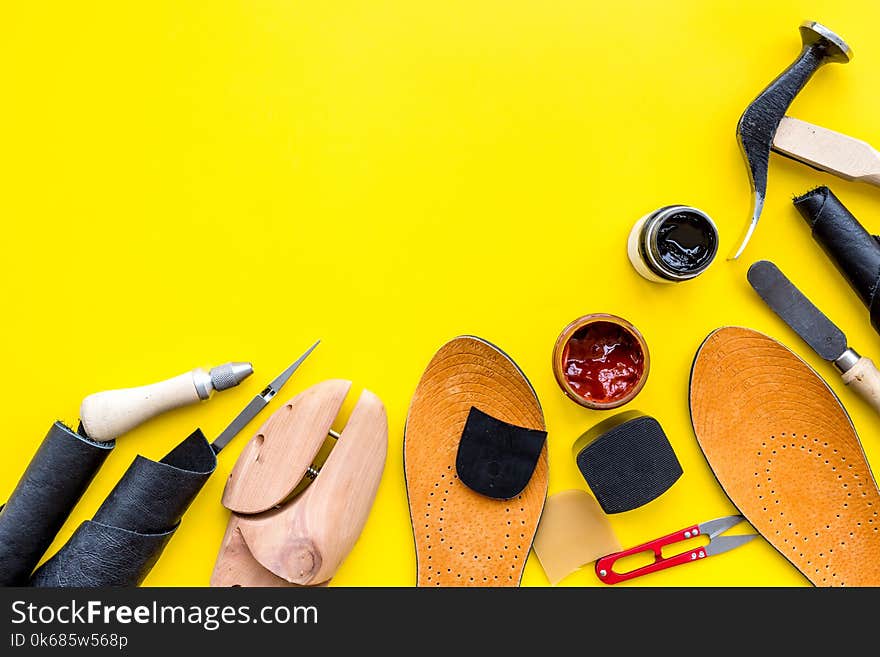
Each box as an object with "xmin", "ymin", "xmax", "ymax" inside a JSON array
[{"xmin": 552, "ymin": 314, "xmax": 650, "ymax": 410}]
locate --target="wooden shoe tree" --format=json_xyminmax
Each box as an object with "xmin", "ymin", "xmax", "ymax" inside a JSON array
[
  {"xmin": 405, "ymin": 336, "xmax": 548, "ymax": 587},
  {"xmin": 211, "ymin": 380, "xmax": 387, "ymax": 587},
  {"xmin": 690, "ymin": 327, "xmax": 880, "ymax": 586}
]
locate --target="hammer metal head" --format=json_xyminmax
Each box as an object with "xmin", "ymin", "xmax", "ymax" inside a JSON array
[
  {"xmin": 799, "ymin": 21, "xmax": 852, "ymax": 64},
  {"xmin": 731, "ymin": 21, "xmax": 852, "ymax": 260}
]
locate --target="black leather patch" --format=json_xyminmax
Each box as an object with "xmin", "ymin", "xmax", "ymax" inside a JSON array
[
  {"xmin": 455, "ymin": 407, "xmax": 547, "ymax": 500},
  {"xmin": 30, "ymin": 429, "xmax": 216, "ymax": 587},
  {"xmin": 574, "ymin": 415, "xmax": 682, "ymax": 514},
  {"xmin": 0, "ymin": 422, "xmax": 114, "ymax": 586}
]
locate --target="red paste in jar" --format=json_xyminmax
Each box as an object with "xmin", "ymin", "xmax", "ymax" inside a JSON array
[{"xmin": 562, "ymin": 321, "xmax": 644, "ymax": 403}]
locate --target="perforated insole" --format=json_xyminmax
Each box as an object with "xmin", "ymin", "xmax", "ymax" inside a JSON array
[
  {"xmin": 690, "ymin": 327, "xmax": 880, "ymax": 586},
  {"xmin": 404, "ymin": 336, "xmax": 548, "ymax": 586}
]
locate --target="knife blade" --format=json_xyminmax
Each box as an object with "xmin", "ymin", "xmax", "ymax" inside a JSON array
[
  {"xmin": 747, "ymin": 260, "xmax": 848, "ymax": 362},
  {"xmin": 747, "ymin": 260, "xmax": 880, "ymax": 416},
  {"xmin": 210, "ymin": 340, "xmax": 320, "ymax": 453}
]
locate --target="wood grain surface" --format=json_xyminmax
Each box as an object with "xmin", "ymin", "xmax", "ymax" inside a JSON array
[
  {"xmin": 222, "ymin": 379, "xmax": 352, "ymax": 514},
  {"xmin": 212, "ymin": 384, "xmax": 387, "ymax": 586},
  {"xmin": 690, "ymin": 327, "xmax": 880, "ymax": 586},
  {"xmin": 238, "ymin": 389, "xmax": 387, "ymax": 585},
  {"xmin": 774, "ymin": 117, "xmax": 880, "ymax": 187},
  {"xmin": 404, "ymin": 336, "xmax": 548, "ymax": 587},
  {"xmin": 841, "ymin": 356, "xmax": 880, "ymax": 415}
]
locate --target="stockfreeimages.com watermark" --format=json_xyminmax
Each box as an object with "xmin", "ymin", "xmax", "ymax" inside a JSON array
[{"xmin": 10, "ymin": 599, "xmax": 318, "ymax": 632}]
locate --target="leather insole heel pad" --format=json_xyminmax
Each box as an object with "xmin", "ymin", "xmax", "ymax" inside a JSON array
[
  {"xmin": 574, "ymin": 414, "xmax": 682, "ymax": 514},
  {"xmin": 0, "ymin": 422, "xmax": 113, "ymax": 586},
  {"xmin": 405, "ymin": 336, "xmax": 548, "ymax": 587},
  {"xmin": 456, "ymin": 407, "xmax": 547, "ymax": 500},
  {"xmin": 690, "ymin": 327, "xmax": 880, "ymax": 586},
  {"xmin": 30, "ymin": 429, "xmax": 216, "ymax": 587}
]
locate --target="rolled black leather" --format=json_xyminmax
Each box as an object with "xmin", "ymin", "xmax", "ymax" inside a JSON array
[
  {"xmin": 27, "ymin": 522, "xmax": 176, "ymax": 587},
  {"xmin": 30, "ymin": 429, "xmax": 216, "ymax": 587},
  {"xmin": 794, "ymin": 186, "xmax": 880, "ymax": 332},
  {"xmin": 0, "ymin": 422, "xmax": 114, "ymax": 586}
]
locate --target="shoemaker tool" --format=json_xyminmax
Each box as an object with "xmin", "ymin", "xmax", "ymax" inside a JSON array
[
  {"xmin": 0, "ymin": 357, "xmax": 255, "ymax": 585},
  {"xmin": 211, "ymin": 377, "xmax": 387, "ymax": 587},
  {"xmin": 595, "ymin": 516, "xmax": 757, "ymax": 584},
  {"xmin": 81, "ymin": 361, "xmax": 254, "ymax": 442},
  {"xmin": 732, "ymin": 21, "xmax": 852, "ymax": 259},
  {"xmin": 211, "ymin": 341, "xmax": 319, "ymax": 454},
  {"xmin": 748, "ymin": 260, "xmax": 880, "ymax": 414},
  {"xmin": 774, "ymin": 118, "xmax": 880, "ymax": 188},
  {"xmin": 27, "ymin": 343, "xmax": 320, "ymax": 587}
]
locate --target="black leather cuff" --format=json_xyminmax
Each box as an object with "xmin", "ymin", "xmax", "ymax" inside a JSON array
[
  {"xmin": 0, "ymin": 422, "xmax": 113, "ymax": 586},
  {"xmin": 794, "ymin": 186, "xmax": 880, "ymax": 333},
  {"xmin": 30, "ymin": 429, "xmax": 216, "ymax": 587}
]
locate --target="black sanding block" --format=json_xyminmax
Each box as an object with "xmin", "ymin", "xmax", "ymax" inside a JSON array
[
  {"xmin": 456, "ymin": 406, "xmax": 547, "ymax": 500},
  {"xmin": 573, "ymin": 412, "xmax": 682, "ymax": 514}
]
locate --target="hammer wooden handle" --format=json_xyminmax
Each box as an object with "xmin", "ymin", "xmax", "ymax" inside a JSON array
[
  {"xmin": 80, "ymin": 371, "xmax": 204, "ymax": 442},
  {"xmin": 841, "ymin": 356, "xmax": 880, "ymax": 415},
  {"xmin": 773, "ymin": 117, "xmax": 880, "ymax": 187}
]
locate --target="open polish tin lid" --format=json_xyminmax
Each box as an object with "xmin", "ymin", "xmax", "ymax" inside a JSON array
[{"xmin": 628, "ymin": 205, "xmax": 719, "ymax": 283}]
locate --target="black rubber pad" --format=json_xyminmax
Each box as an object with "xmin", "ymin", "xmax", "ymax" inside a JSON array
[
  {"xmin": 573, "ymin": 414, "xmax": 682, "ymax": 514},
  {"xmin": 456, "ymin": 406, "xmax": 547, "ymax": 500}
]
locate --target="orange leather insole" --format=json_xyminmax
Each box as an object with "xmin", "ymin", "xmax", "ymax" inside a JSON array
[
  {"xmin": 690, "ymin": 327, "xmax": 880, "ymax": 586},
  {"xmin": 404, "ymin": 336, "xmax": 548, "ymax": 587}
]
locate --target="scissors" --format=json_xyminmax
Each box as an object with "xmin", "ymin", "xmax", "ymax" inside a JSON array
[{"xmin": 595, "ymin": 515, "xmax": 757, "ymax": 584}]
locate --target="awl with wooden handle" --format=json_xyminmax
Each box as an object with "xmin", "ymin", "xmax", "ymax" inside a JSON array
[
  {"xmin": 747, "ymin": 260, "xmax": 880, "ymax": 415},
  {"xmin": 80, "ymin": 362, "xmax": 253, "ymax": 441},
  {"xmin": 773, "ymin": 117, "xmax": 880, "ymax": 187}
]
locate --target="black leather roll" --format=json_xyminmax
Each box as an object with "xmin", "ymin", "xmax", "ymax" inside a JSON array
[
  {"xmin": 794, "ymin": 186, "xmax": 880, "ymax": 332},
  {"xmin": 0, "ymin": 422, "xmax": 114, "ymax": 586},
  {"xmin": 27, "ymin": 522, "xmax": 176, "ymax": 587},
  {"xmin": 30, "ymin": 429, "xmax": 216, "ymax": 587}
]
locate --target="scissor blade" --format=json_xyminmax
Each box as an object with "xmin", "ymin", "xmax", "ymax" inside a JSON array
[
  {"xmin": 210, "ymin": 341, "xmax": 320, "ymax": 453},
  {"xmin": 699, "ymin": 515, "xmax": 744, "ymax": 538},
  {"xmin": 704, "ymin": 534, "xmax": 758, "ymax": 557}
]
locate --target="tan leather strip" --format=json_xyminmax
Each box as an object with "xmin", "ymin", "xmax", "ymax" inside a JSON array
[
  {"xmin": 405, "ymin": 336, "xmax": 548, "ymax": 586},
  {"xmin": 690, "ymin": 327, "xmax": 880, "ymax": 586},
  {"xmin": 533, "ymin": 489, "xmax": 620, "ymax": 585}
]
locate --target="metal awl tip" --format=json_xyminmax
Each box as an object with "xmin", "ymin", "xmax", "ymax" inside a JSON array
[
  {"xmin": 210, "ymin": 340, "xmax": 321, "ymax": 454},
  {"xmin": 729, "ymin": 193, "xmax": 763, "ymax": 260},
  {"xmin": 267, "ymin": 340, "xmax": 321, "ymax": 395}
]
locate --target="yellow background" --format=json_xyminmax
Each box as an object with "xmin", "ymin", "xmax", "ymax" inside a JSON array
[{"xmin": 2, "ymin": 1, "xmax": 879, "ymax": 587}]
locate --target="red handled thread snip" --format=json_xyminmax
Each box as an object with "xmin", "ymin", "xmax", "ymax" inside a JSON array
[{"xmin": 595, "ymin": 515, "xmax": 757, "ymax": 584}]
